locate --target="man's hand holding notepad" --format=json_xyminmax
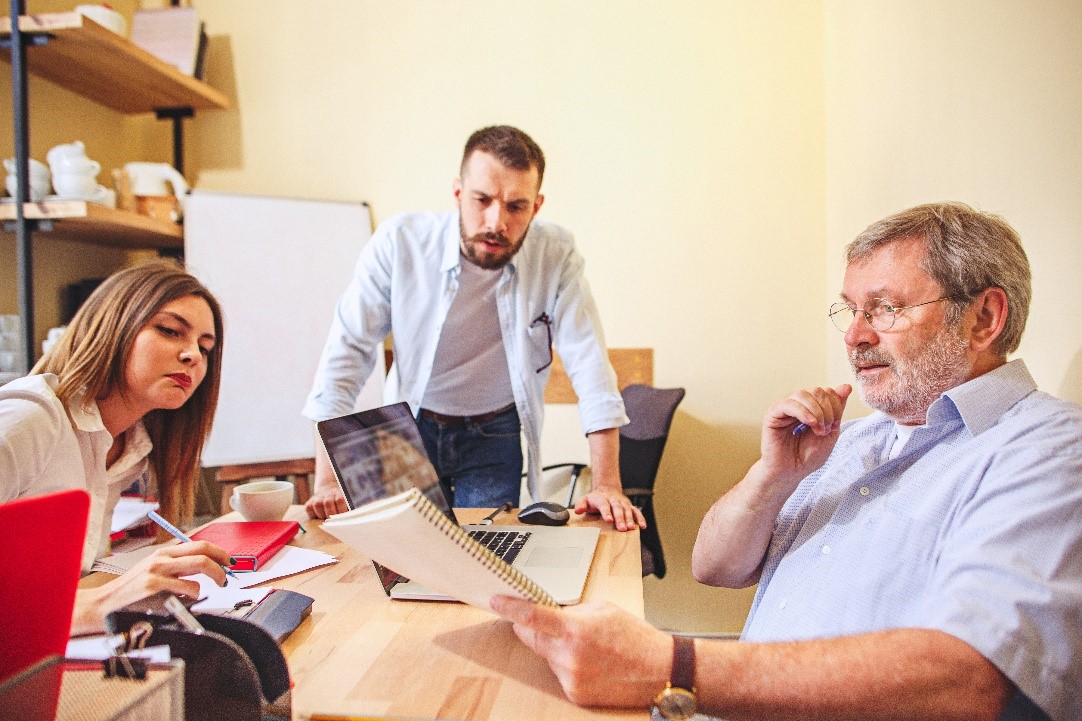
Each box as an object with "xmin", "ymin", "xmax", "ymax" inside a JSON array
[{"xmin": 321, "ymin": 488, "xmax": 557, "ymax": 610}]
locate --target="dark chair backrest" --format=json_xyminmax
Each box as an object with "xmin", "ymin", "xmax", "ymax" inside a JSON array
[{"xmin": 618, "ymin": 384, "xmax": 685, "ymax": 578}]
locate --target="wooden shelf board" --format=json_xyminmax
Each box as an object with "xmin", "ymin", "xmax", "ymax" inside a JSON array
[
  {"xmin": 1, "ymin": 200, "xmax": 183, "ymax": 249},
  {"xmin": 1, "ymin": 12, "xmax": 228, "ymax": 113}
]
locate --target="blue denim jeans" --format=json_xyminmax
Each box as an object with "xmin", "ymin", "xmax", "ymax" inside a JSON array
[{"xmin": 417, "ymin": 406, "xmax": 523, "ymax": 507}]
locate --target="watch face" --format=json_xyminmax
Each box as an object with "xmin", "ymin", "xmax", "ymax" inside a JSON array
[{"xmin": 656, "ymin": 687, "xmax": 697, "ymax": 720}]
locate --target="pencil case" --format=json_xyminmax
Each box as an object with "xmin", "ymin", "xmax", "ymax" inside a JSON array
[{"xmin": 105, "ymin": 591, "xmax": 292, "ymax": 721}]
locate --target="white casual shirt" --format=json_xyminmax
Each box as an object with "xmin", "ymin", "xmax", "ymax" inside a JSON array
[
  {"xmin": 303, "ymin": 210, "xmax": 628, "ymax": 499},
  {"xmin": 0, "ymin": 374, "xmax": 152, "ymax": 570}
]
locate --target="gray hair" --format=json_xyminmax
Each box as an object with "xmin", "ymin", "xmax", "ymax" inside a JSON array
[{"xmin": 845, "ymin": 202, "xmax": 1031, "ymax": 356}]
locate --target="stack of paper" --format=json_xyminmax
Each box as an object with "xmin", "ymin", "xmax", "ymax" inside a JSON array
[
  {"xmin": 130, "ymin": 7, "xmax": 208, "ymax": 77},
  {"xmin": 110, "ymin": 496, "xmax": 159, "ymax": 535}
]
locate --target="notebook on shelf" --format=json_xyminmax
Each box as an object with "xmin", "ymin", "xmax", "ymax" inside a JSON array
[
  {"xmin": 190, "ymin": 520, "xmax": 300, "ymax": 572},
  {"xmin": 317, "ymin": 403, "xmax": 600, "ymax": 606}
]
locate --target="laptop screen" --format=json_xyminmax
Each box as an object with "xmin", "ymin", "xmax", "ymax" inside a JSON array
[
  {"xmin": 0, "ymin": 489, "xmax": 89, "ymax": 685},
  {"xmin": 317, "ymin": 403, "xmax": 463, "ymax": 594},
  {"xmin": 317, "ymin": 402, "xmax": 459, "ymax": 525}
]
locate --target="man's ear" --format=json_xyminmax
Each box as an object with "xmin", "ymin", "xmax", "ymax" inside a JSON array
[
  {"xmin": 967, "ymin": 287, "xmax": 1009, "ymax": 352},
  {"xmin": 533, "ymin": 192, "xmax": 545, "ymax": 215},
  {"xmin": 452, "ymin": 176, "xmax": 463, "ymax": 203}
]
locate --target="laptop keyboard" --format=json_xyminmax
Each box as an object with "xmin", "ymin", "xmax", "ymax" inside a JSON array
[{"xmin": 468, "ymin": 529, "xmax": 531, "ymax": 564}]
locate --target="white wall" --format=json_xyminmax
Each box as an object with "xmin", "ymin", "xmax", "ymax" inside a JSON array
[{"xmin": 824, "ymin": 1, "xmax": 1082, "ymax": 408}]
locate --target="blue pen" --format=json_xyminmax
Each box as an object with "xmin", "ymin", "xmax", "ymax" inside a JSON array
[
  {"xmin": 147, "ymin": 510, "xmax": 236, "ymax": 581},
  {"xmin": 792, "ymin": 422, "xmax": 810, "ymax": 436}
]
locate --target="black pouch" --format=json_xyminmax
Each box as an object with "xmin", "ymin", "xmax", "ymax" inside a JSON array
[{"xmin": 105, "ymin": 591, "xmax": 291, "ymax": 721}]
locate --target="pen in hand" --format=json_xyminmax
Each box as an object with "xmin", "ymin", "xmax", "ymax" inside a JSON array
[{"xmin": 147, "ymin": 510, "xmax": 236, "ymax": 583}]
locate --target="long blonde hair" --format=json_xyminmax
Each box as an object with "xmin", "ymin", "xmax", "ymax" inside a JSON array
[{"xmin": 34, "ymin": 259, "xmax": 224, "ymax": 527}]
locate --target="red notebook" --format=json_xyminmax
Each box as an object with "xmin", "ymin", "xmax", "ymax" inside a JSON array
[{"xmin": 190, "ymin": 520, "xmax": 299, "ymax": 571}]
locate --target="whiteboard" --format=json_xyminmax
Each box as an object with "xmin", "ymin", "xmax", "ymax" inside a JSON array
[{"xmin": 185, "ymin": 190, "xmax": 383, "ymax": 466}]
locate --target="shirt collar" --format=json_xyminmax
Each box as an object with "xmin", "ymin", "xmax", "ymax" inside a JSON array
[
  {"xmin": 929, "ymin": 358, "xmax": 1036, "ymax": 436},
  {"xmin": 68, "ymin": 388, "xmax": 107, "ymax": 433},
  {"xmin": 440, "ymin": 217, "xmax": 462, "ymax": 274},
  {"xmin": 68, "ymin": 387, "xmax": 153, "ymax": 466}
]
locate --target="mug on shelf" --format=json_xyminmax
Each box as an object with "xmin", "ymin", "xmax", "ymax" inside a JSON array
[
  {"xmin": 4, "ymin": 157, "xmax": 51, "ymax": 201},
  {"xmin": 0, "ymin": 315, "xmax": 25, "ymax": 373}
]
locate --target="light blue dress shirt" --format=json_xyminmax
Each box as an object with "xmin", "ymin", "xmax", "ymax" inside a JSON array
[
  {"xmin": 741, "ymin": 360, "xmax": 1082, "ymax": 721},
  {"xmin": 303, "ymin": 211, "xmax": 627, "ymax": 499}
]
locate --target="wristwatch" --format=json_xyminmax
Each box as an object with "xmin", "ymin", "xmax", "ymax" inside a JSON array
[{"xmin": 653, "ymin": 635, "xmax": 697, "ymax": 720}]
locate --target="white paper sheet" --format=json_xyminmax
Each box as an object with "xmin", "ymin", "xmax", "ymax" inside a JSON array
[
  {"xmin": 185, "ymin": 545, "xmax": 338, "ymax": 596},
  {"xmin": 110, "ymin": 497, "xmax": 159, "ymax": 533}
]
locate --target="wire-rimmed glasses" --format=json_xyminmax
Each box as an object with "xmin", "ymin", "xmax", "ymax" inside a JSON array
[{"xmin": 828, "ymin": 297, "xmax": 950, "ymax": 332}]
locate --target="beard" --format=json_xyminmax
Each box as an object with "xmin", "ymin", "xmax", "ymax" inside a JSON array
[
  {"xmin": 459, "ymin": 217, "xmax": 527, "ymax": 270},
  {"xmin": 851, "ymin": 321, "xmax": 972, "ymax": 424}
]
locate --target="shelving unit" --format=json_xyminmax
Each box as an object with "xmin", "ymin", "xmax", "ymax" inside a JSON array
[
  {"xmin": 0, "ymin": 199, "xmax": 183, "ymax": 248},
  {"xmin": 2, "ymin": 8, "xmax": 228, "ymax": 373}
]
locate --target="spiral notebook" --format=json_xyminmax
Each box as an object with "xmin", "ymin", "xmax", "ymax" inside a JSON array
[
  {"xmin": 323, "ymin": 487, "xmax": 556, "ymax": 609},
  {"xmin": 317, "ymin": 403, "xmax": 600, "ymax": 605}
]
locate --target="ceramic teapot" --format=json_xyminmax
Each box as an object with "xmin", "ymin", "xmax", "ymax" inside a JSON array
[
  {"xmin": 46, "ymin": 141, "xmax": 91, "ymax": 169},
  {"xmin": 123, "ymin": 162, "xmax": 189, "ymax": 198}
]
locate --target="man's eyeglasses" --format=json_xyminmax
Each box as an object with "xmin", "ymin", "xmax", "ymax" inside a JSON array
[
  {"xmin": 531, "ymin": 312, "xmax": 553, "ymax": 372},
  {"xmin": 828, "ymin": 297, "xmax": 951, "ymax": 332}
]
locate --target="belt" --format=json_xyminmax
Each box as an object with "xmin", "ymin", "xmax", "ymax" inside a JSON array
[{"xmin": 419, "ymin": 403, "xmax": 516, "ymax": 426}]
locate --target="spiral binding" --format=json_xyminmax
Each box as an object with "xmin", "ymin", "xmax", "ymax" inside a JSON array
[{"xmin": 406, "ymin": 488, "xmax": 558, "ymax": 607}]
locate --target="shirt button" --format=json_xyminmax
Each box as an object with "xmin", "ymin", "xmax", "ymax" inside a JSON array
[
  {"xmin": 822, "ymin": 545, "xmax": 831, "ymax": 555},
  {"xmin": 778, "ymin": 600, "xmax": 787, "ymax": 609},
  {"xmin": 859, "ymin": 486, "xmax": 870, "ymax": 496}
]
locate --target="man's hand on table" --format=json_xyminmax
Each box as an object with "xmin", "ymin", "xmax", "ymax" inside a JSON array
[
  {"xmin": 491, "ymin": 595, "xmax": 669, "ymax": 708},
  {"xmin": 574, "ymin": 488, "xmax": 647, "ymax": 532}
]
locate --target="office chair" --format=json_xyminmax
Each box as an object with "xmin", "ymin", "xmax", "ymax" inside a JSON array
[{"xmin": 538, "ymin": 383, "xmax": 685, "ymax": 578}]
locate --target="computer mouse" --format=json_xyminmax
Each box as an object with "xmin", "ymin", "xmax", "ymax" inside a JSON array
[{"xmin": 517, "ymin": 501, "xmax": 571, "ymax": 526}]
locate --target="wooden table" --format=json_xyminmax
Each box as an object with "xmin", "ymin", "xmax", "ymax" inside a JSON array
[{"xmin": 90, "ymin": 506, "xmax": 648, "ymax": 720}]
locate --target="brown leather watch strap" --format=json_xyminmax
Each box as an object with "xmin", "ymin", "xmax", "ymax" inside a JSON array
[{"xmin": 672, "ymin": 635, "xmax": 695, "ymax": 691}]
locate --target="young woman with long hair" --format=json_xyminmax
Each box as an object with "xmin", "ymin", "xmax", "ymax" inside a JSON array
[{"xmin": 0, "ymin": 259, "xmax": 232, "ymax": 633}]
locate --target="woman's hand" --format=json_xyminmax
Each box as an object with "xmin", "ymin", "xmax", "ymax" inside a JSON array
[{"xmin": 71, "ymin": 540, "xmax": 231, "ymax": 636}]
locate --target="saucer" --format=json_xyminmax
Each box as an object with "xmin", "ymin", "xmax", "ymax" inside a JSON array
[{"xmin": 47, "ymin": 186, "xmax": 116, "ymax": 207}]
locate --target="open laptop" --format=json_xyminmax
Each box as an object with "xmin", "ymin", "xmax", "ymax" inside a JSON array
[
  {"xmin": 317, "ymin": 403, "xmax": 600, "ymax": 605},
  {"xmin": 0, "ymin": 489, "xmax": 89, "ymax": 684}
]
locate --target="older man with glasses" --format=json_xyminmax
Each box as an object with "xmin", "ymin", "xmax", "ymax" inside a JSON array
[{"xmin": 492, "ymin": 202, "xmax": 1082, "ymax": 721}]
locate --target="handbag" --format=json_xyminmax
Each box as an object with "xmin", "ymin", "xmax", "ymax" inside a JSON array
[{"xmin": 105, "ymin": 591, "xmax": 292, "ymax": 721}]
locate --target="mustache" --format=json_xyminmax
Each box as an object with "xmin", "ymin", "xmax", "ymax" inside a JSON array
[
  {"xmin": 850, "ymin": 348, "xmax": 894, "ymax": 367},
  {"xmin": 466, "ymin": 231, "xmax": 510, "ymax": 247}
]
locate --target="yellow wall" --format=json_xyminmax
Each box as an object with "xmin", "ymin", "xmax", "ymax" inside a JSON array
[{"xmin": 4, "ymin": 1, "xmax": 1079, "ymax": 633}]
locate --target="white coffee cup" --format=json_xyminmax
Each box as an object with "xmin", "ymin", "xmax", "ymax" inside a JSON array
[{"xmin": 229, "ymin": 480, "xmax": 294, "ymax": 521}]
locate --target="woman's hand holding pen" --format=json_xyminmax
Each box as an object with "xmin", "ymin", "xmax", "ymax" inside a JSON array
[{"xmin": 71, "ymin": 541, "xmax": 232, "ymax": 636}]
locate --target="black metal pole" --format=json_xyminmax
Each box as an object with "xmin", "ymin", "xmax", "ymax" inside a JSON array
[{"xmin": 9, "ymin": 0, "xmax": 34, "ymax": 372}]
